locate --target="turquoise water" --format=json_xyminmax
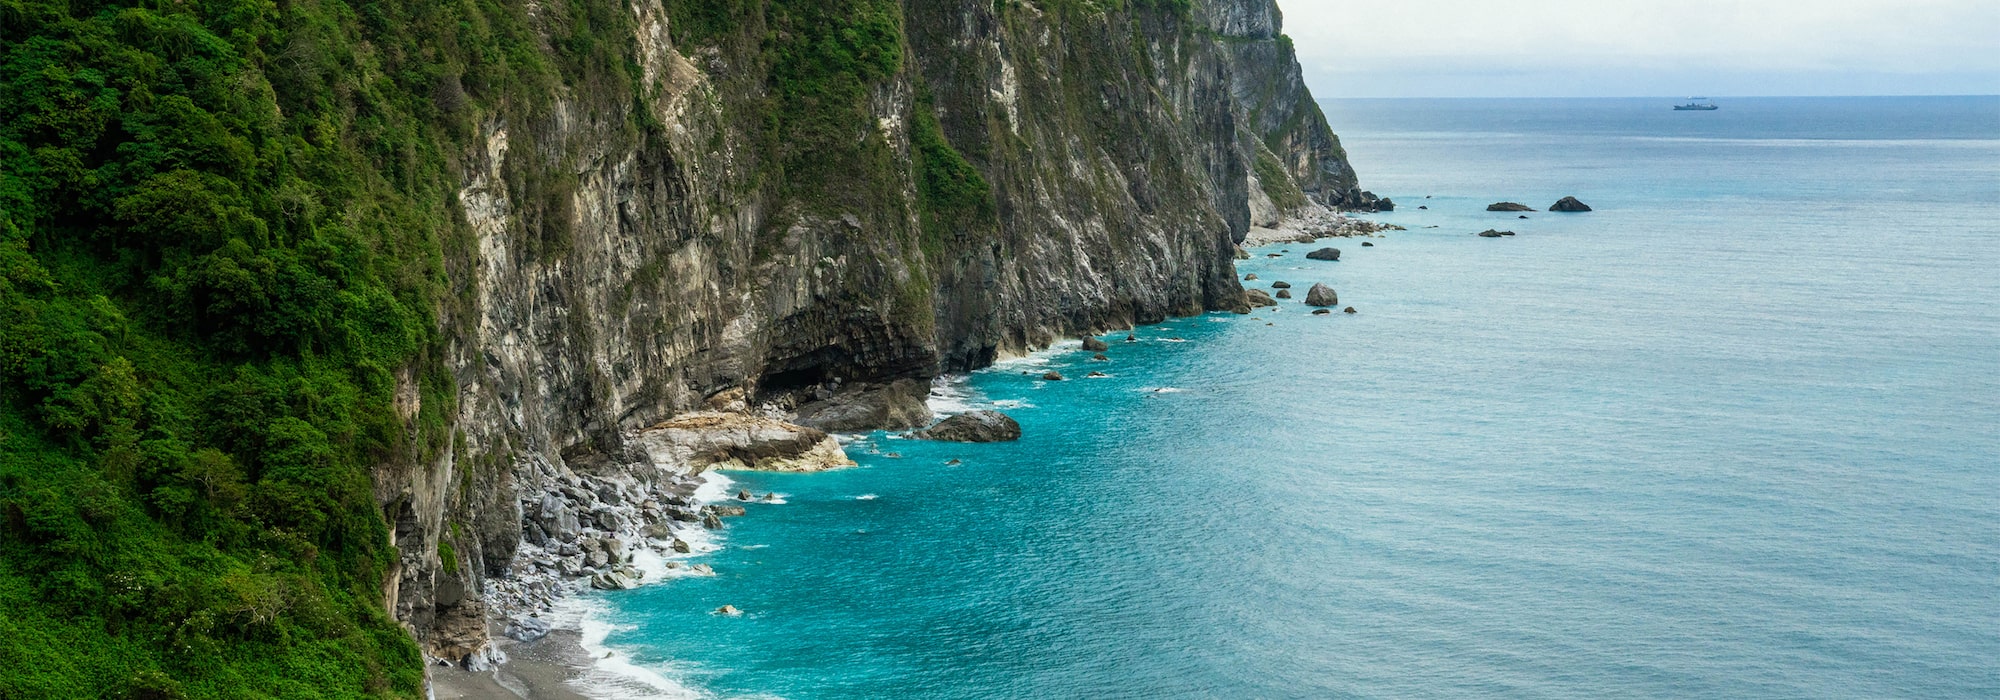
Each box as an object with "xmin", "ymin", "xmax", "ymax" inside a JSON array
[{"xmin": 592, "ymin": 97, "xmax": 2000, "ymax": 698}]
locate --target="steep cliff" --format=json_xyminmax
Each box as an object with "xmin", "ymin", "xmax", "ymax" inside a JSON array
[{"xmin": 0, "ymin": 0, "xmax": 1355, "ymax": 694}]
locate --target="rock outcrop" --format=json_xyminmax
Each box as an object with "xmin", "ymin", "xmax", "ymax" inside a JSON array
[
  {"xmin": 915, "ymin": 411, "xmax": 1024, "ymax": 443},
  {"xmin": 633, "ymin": 413, "xmax": 854, "ymax": 473},
  {"xmin": 1305, "ymin": 283, "xmax": 1339, "ymax": 307},
  {"xmin": 1306, "ymin": 247, "xmax": 1341, "ymax": 261},
  {"xmin": 1551, "ymin": 196, "xmax": 1592, "ymax": 212},
  {"xmin": 1245, "ymin": 289, "xmax": 1278, "ymax": 307},
  {"xmin": 1487, "ymin": 202, "xmax": 1535, "ymax": 212}
]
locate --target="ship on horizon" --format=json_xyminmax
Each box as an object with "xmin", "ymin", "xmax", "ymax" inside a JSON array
[{"xmin": 1675, "ymin": 97, "xmax": 1719, "ymax": 110}]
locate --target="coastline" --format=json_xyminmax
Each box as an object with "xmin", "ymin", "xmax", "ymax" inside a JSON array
[{"xmin": 443, "ymin": 208, "xmax": 1380, "ymax": 699}]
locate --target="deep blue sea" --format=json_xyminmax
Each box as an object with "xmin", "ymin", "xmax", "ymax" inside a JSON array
[{"xmin": 581, "ymin": 97, "xmax": 2000, "ymax": 699}]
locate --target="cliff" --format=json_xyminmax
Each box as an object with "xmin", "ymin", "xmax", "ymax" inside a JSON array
[{"xmin": 0, "ymin": 0, "xmax": 1355, "ymax": 694}]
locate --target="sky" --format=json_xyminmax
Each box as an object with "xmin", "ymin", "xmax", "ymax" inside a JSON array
[{"xmin": 1274, "ymin": 0, "xmax": 2000, "ymax": 97}]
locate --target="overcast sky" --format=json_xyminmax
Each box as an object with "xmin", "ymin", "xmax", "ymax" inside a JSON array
[{"xmin": 1275, "ymin": 0, "xmax": 2000, "ymax": 97}]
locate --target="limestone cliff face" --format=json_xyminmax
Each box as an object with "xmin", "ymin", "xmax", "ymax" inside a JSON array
[{"xmin": 382, "ymin": 0, "xmax": 1359, "ymax": 662}]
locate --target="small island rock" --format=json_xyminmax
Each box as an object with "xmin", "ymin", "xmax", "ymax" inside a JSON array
[
  {"xmin": 1550, "ymin": 196, "xmax": 1592, "ymax": 212},
  {"xmin": 1305, "ymin": 283, "xmax": 1338, "ymax": 307},
  {"xmin": 1081, "ymin": 336, "xmax": 1109, "ymax": 352},
  {"xmin": 1487, "ymin": 202, "xmax": 1535, "ymax": 212},
  {"xmin": 915, "ymin": 410, "xmax": 1023, "ymax": 442},
  {"xmin": 1245, "ymin": 289, "xmax": 1278, "ymax": 307},
  {"xmin": 1306, "ymin": 247, "xmax": 1341, "ymax": 261},
  {"xmin": 1271, "ymin": 281, "xmax": 1291, "ymax": 289}
]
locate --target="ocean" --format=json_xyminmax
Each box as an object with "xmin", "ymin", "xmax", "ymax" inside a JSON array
[{"xmin": 575, "ymin": 96, "xmax": 2000, "ymax": 699}]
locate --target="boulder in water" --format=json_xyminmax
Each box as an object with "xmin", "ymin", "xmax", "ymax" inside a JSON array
[
  {"xmin": 1306, "ymin": 247, "xmax": 1341, "ymax": 261},
  {"xmin": 714, "ymin": 605, "xmax": 741, "ymax": 616},
  {"xmin": 1270, "ymin": 280, "xmax": 1291, "ymax": 289},
  {"xmin": 1305, "ymin": 283, "xmax": 1338, "ymax": 307},
  {"xmin": 1343, "ymin": 307, "xmax": 1357, "ymax": 314},
  {"xmin": 1550, "ymin": 196, "xmax": 1592, "ymax": 212},
  {"xmin": 1091, "ymin": 353, "xmax": 1109, "ymax": 361},
  {"xmin": 1487, "ymin": 202, "xmax": 1534, "ymax": 212},
  {"xmin": 1361, "ymin": 242, "xmax": 1374, "ymax": 247},
  {"xmin": 1081, "ymin": 336, "xmax": 1110, "ymax": 352},
  {"xmin": 1275, "ymin": 289, "xmax": 1292, "ymax": 299},
  {"xmin": 1042, "ymin": 371, "xmax": 1065, "ymax": 381},
  {"xmin": 1312, "ymin": 308, "xmax": 1332, "ymax": 315},
  {"xmin": 1245, "ymin": 289, "xmax": 1278, "ymax": 308},
  {"xmin": 914, "ymin": 410, "xmax": 1023, "ymax": 443},
  {"xmin": 1244, "ymin": 273, "xmax": 1258, "ymax": 281},
  {"xmin": 1477, "ymin": 229, "xmax": 1514, "ymax": 238}
]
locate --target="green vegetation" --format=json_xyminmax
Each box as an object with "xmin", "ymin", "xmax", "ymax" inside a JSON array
[
  {"xmin": 0, "ymin": 0, "xmax": 592, "ymax": 693},
  {"xmin": 1253, "ymin": 148, "xmax": 1309, "ymax": 211}
]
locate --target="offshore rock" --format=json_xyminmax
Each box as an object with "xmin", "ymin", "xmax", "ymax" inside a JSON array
[
  {"xmin": 915, "ymin": 411, "xmax": 1023, "ymax": 443},
  {"xmin": 1042, "ymin": 371, "xmax": 1066, "ymax": 381},
  {"xmin": 1305, "ymin": 283, "xmax": 1339, "ymax": 307},
  {"xmin": 1275, "ymin": 289, "xmax": 1292, "ymax": 299},
  {"xmin": 1487, "ymin": 202, "xmax": 1535, "ymax": 212},
  {"xmin": 1081, "ymin": 336, "xmax": 1110, "ymax": 352},
  {"xmin": 1477, "ymin": 229, "xmax": 1515, "ymax": 238},
  {"xmin": 1271, "ymin": 281, "xmax": 1291, "ymax": 289},
  {"xmin": 1245, "ymin": 289, "xmax": 1278, "ymax": 307},
  {"xmin": 1551, "ymin": 196, "xmax": 1592, "ymax": 212},
  {"xmin": 1306, "ymin": 247, "xmax": 1341, "ymax": 261}
]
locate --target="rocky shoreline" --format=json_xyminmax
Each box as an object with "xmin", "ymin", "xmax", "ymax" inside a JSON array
[
  {"xmin": 431, "ymin": 207, "xmax": 1388, "ymax": 697},
  {"xmin": 1242, "ymin": 205, "xmax": 1405, "ymax": 247}
]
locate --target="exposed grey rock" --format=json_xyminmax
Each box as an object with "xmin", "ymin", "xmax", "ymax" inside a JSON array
[
  {"xmin": 1487, "ymin": 202, "xmax": 1535, "ymax": 211},
  {"xmin": 1551, "ymin": 196, "xmax": 1592, "ymax": 212},
  {"xmin": 635, "ymin": 412, "xmax": 855, "ymax": 472},
  {"xmin": 590, "ymin": 570, "xmax": 639, "ymax": 590},
  {"xmin": 914, "ymin": 410, "xmax": 1023, "ymax": 443},
  {"xmin": 503, "ymin": 615, "xmax": 551, "ymax": 643},
  {"xmin": 1245, "ymin": 289, "xmax": 1277, "ymax": 307},
  {"xmin": 1305, "ymin": 283, "xmax": 1338, "ymax": 307},
  {"xmin": 1306, "ymin": 247, "xmax": 1340, "ymax": 261},
  {"xmin": 791, "ymin": 379, "xmax": 934, "ymax": 432}
]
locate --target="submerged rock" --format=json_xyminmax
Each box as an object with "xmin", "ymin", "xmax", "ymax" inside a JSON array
[
  {"xmin": 1306, "ymin": 247, "xmax": 1341, "ymax": 261},
  {"xmin": 1091, "ymin": 353, "xmax": 1109, "ymax": 362},
  {"xmin": 1305, "ymin": 283, "xmax": 1338, "ymax": 307},
  {"xmin": 1487, "ymin": 202, "xmax": 1535, "ymax": 212},
  {"xmin": 1087, "ymin": 371, "xmax": 1108, "ymax": 378},
  {"xmin": 914, "ymin": 410, "xmax": 1023, "ymax": 443},
  {"xmin": 1551, "ymin": 196, "xmax": 1592, "ymax": 212},
  {"xmin": 1477, "ymin": 229, "xmax": 1514, "ymax": 238}
]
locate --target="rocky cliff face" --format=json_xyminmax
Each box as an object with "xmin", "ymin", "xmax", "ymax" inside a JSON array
[{"xmin": 382, "ymin": 0, "xmax": 1358, "ymax": 665}]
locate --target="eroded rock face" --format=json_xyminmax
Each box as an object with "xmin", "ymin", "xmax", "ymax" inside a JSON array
[{"xmin": 915, "ymin": 411, "xmax": 1024, "ymax": 443}]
